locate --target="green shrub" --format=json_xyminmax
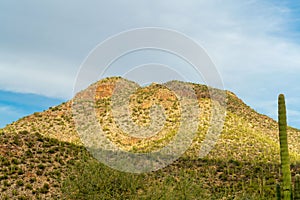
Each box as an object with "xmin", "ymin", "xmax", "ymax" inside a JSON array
[
  {"xmin": 40, "ymin": 183, "xmax": 50, "ymax": 194},
  {"xmin": 25, "ymin": 184, "xmax": 33, "ymax": 190},
  {"xmin": 16, "ymin": 180, "xmax": 24, "ymax": 187}
]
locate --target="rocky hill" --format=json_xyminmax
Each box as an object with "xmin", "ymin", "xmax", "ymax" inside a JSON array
[{"xmin": 1, "ymin": 77, "xmax": 300, "ymax": 199}]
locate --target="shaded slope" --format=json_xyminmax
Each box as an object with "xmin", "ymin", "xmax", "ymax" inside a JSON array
[
  {"xmin": 1, "ymin": 130, "xmax": 300, "ymax": 199},
  {"xmin": 0, "ymin": 130, "xmax": 88, "ymax": 199}
]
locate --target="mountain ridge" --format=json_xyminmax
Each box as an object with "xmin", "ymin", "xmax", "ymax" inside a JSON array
[
  {"xmin": 2, "ymin": 76, "xmax": 300, "ymax": 162},
  {"xmin": 1, "ymin": 76, "xmax": 300, "ymax": 199}
]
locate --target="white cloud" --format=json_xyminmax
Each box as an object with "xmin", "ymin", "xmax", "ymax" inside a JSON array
[
  {"xmin": 0, "ymin": 105, "xmax": 20, "ymax": 115},
  {"xmin": 0, "ymin": 0, "xmax": 299, "ymax": 126},
  {"xmin": 0, "ymin": 51, "xmax": 77, "ymax": 99}
]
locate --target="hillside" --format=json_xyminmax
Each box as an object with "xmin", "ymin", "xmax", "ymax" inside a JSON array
[{"xmin": 1, "ymin": 77, "xmax": 300, "ymax": 199}]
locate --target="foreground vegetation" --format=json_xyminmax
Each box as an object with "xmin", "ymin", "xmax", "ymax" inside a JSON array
[{"xmin": 1, "ymin": 130, "xmax": 300, "ymax": 199}]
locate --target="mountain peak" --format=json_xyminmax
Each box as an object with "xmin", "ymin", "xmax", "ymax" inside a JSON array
[{"xmin": 2, "ymin": 77, "xmax": 300, "ymax": 162}]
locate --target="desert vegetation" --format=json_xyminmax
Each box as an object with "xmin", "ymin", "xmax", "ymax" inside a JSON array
[{"xmin": 1, "ymin": 77, "xmax": 300, "ymax": 199}]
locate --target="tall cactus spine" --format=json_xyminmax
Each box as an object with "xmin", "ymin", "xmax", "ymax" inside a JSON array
[{"xmin": 278, "ymin": 94, "xmax": 292, "ymax": 200}]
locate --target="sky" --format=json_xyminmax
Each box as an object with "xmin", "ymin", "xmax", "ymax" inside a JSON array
[{"xmin": 0, "ymin": 0, "xmax": 300, "ymax": 128}]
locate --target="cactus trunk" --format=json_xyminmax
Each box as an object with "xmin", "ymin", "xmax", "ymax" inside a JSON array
[
  {"xmin": 294, "ymin": 174, "xmax": 300, "ymax": 200},
  {"xmin": 277, "ymin": 183, "xmax": 281, "ymax": 200},
  {"xmin": 278, "ymin": 94, "xmax": 292, "ymax": 200}
]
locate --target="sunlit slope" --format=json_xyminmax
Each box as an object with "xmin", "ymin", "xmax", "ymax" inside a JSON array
[{"xmin": 2, "ymin": 77, "xmax": 300, "ymax": 164}]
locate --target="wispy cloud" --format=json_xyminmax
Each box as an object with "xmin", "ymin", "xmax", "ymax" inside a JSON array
[
  {"xmin": 0, "ymin": 51, "xmax": 76, "ymax": 99},
  {"xmin": 0, "ymin": 0, "xmax": 299, "ymax": 127},
  {"xmin": 0, "ymin": 105, "xmax": 24, "ymax": 127},
  {"xmin": 0, "ymin": 105, "xmax": 21, "ymax": 115}
]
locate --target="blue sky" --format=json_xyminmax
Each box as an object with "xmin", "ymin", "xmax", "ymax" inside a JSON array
[
  {"xmin": 0, "ymin": 90, "xmax": 62, "ymax": 127},
  {"xmin": 0, "ymin": 0, "xmax": 300, "ymax": 128}
]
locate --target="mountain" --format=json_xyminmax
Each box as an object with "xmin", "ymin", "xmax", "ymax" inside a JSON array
[{"xmin": 1, "ymin": 77, "xmax": 300, "ymax": 199}]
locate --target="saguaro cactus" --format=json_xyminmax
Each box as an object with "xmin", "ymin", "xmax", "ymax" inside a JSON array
[
  {"xmin": 294, "ymin": 174, "xmax": 300, "ymax": 200},
  {"xmin": 278, "ymin": 94, "xmax": 292, "ymax": 200},
  {"xmin": 277, "ymin": 183, "xmax": 281, "ymax": 200}
]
